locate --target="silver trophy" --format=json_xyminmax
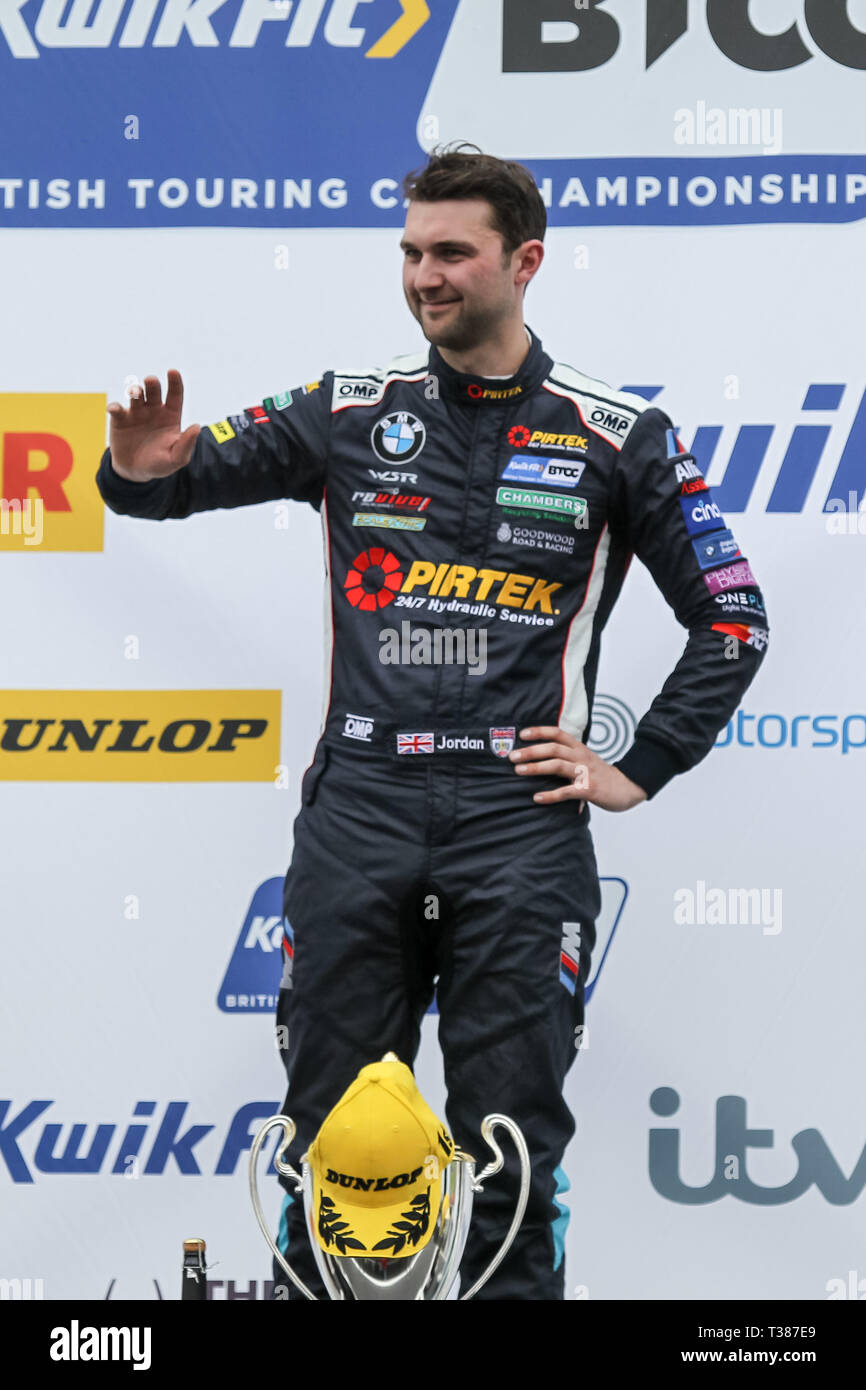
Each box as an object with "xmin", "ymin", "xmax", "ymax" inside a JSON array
[{"xmin": 249, "ymin": 1112, "xmax": 530, "ymax": 1300}]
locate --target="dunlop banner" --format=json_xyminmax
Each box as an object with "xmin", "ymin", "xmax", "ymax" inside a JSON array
[{"xmin": 0, "ymin": 691, "xmax": 281, "ymax": 780}]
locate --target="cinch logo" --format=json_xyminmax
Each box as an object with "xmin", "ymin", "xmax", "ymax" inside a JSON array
[
  {"xmin": 0, "ymin": 394, "xmax": 105, "ymax": 551},
  {"xmin": 218, "ymin": 877, "xmax": 287, "ymax": 1012},
  {"xmin": 649, "ymin": 1087, "xmax": 866, "ymax": 1205},
  {"xmin": 628, "ymin": 383, "xmax": 866, "ymax": 513},
  {"xmin": 503, "ymin": 1, "xmax": 866, "ymax": 73},
  {"xmin": 1, "ymin": 0, "xmax": 430, "ymax": 58},
  {"xmin": 0, "ymin": 691, "xmax": 280, "ymax": 781}
]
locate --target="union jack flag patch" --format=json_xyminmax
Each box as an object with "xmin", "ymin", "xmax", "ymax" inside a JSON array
[{"xmin": 397, "ymin": 732, "xmax": 435, "ymax": 755}]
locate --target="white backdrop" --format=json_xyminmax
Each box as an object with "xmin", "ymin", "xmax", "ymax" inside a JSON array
[{"xmin": 2, "ymin": 0, "xmax": 865, "ymax": 1301}]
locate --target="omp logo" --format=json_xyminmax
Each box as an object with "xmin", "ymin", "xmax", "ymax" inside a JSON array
[
  {"xmin": 627, "ymin": 384, "xmax": 866, "ymax": 512},
  {"xmin": 0, "ymin": 394, "xmax": 105, "ymax": 551},
  {"xmin": 589, "ymin": 407, "xmax": 630, "ymax": 435},
  {"xmin": 0, "ymin": 691, "xmax": 280, "ymax": 781},
  {"xmin": 504, "ymin": 1, "xmax": 866, "ymax": 73},
  {"xmin": 0, "ymin": 0, "xmax": 430, "ymax": 58}
]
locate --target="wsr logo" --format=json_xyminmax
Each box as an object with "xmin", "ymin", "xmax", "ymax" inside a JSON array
[
  {"xmin": 504, "ymin": 1, "xmax": 866, "ymax": 73},
  {"xmin": 649, "ymin": 1088, "xmax": 866, "ymax": 1204}
]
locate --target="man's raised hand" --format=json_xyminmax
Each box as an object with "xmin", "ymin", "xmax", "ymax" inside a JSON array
[{"xmin": 106, "ymin": 370, "xmax": 201, "ymax": 482}]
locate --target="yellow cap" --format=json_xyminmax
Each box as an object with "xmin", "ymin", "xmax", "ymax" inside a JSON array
[{"xmin": 307, "ymin": 1056, "xmax": 454, "ymax": 1259}]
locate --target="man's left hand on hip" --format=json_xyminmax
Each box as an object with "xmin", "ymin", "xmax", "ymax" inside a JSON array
[{"xmin": 510, "ymin": 726, "xmax": 648, "ymax": 812}]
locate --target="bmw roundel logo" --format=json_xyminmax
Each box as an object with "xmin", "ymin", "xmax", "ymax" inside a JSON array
[{"xmin": 371, "ymin": 411, "xmax": 426, "ymax": 464}]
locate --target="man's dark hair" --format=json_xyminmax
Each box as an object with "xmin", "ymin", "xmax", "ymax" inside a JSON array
[{"xmin": 402, "ymin": 143, "xmax": 546, "ymax": 257}]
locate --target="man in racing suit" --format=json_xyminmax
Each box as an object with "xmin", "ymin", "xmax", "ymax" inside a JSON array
[{"xmin": 95, "ymin": 149, "xmax": 768, "ymax": 1300}]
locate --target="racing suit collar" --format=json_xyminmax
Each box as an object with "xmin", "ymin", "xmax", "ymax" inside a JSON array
[{"xmin": 426, "ymin": 325, "xmax": 553, "ymax": 407}]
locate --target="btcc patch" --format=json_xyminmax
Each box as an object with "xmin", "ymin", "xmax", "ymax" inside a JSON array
[{"xmin": 501, "ymin": 456, "xmax": 586, "ymax": 488}]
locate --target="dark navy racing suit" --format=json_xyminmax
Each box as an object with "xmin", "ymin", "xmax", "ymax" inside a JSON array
[{"xmin": 96, "ymin": 327, "xmax": 768, "ymax": 1298}]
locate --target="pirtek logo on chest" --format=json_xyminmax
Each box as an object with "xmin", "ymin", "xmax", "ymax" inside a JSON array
[
  {"xmin": 403, "ymin": 561, "xmax": 561, "ymax": 612},
  {"xmin": 467, "ymin": 383, "xmax": 523, "ymax": 399},
  {"xmin": 325, "ymin": 1166, "xmax": 423, "ymax": 1191}
]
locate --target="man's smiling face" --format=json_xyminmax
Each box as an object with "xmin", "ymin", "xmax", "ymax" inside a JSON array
[{"xmin": 400, "ymin": 198, "xmax": 521, "ymax": 354}]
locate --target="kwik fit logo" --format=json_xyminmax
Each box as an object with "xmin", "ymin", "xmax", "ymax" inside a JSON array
[
  {"xmin": 628, "ymin": 383, "xmax": 866, "ymax": 513},
  {"xmin": 218, "ymin": 878, "xmax": 287, "ymax": 1013}
]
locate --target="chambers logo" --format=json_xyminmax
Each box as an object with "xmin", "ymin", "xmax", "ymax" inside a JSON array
[
  {"xmin": 0, "ymin": 691, "xmax": 280, "ymax": 781},
  {"xmin": 0, "ymin": 394, "xmax": 106, "ymax": 551}
]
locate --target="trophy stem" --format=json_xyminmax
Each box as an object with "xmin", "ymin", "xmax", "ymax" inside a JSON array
[
  {"xmin": 459, "ymin": 1114, "xmax": 531, "ymax": 1301},
  {"xmin": 248, "ymin": 1115, "xmax": 318, "ymax": 1302}
]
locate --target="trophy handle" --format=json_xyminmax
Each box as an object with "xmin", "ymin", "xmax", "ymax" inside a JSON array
[
  {"xmin": 248, "ymin": 1114, "xmax": 318, "ymax": 1302},
  {"xmin": 459, "ymin": 1113, "xmax": 531, "ymax": 1301}
]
